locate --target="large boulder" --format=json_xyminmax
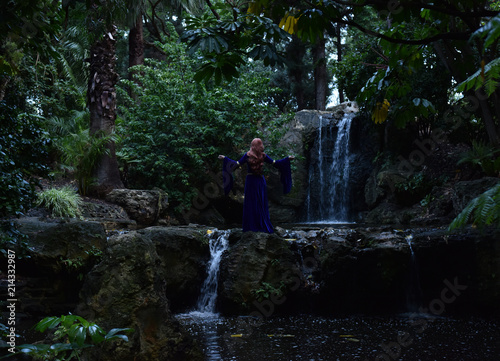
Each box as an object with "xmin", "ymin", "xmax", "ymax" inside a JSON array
[
  {"xmin": 1, "ymin": 218, "xmax": 106, "ymax": 315},
  {"xmin": 218, "ymin": 231, "xmax": 302, "ymax": 315},
  {"xmin": 76, "ymin": 229, "xmax": 203, "ymax": 361},
  {"xmin": 135, "ymin": 226, "xmax": 211, "ymax": 312},
  {"xmin": 106, "ymin": 189, "xmax": 168, "ymax": 227}
]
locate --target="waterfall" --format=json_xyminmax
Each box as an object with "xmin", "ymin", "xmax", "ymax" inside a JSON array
[
  {"xmin": 196, "ymin": 229, "xmax": 230, "ymax": 314},
  {"xmin": 405, "ymin": 234, "xmax": 423, "ymax": 313},
  {"xmin": 176, "ymin": 230, "xmax": 229, "ymax": 361},
  {"xmin": 305, "ymin": 113, "xmax": 354, "ymax": 223}
]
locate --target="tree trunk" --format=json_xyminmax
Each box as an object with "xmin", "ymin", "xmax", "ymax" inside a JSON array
[
  {"xmin": 335, "ymin": 24, "xmax": 344, "ymax": 104},
  {"xmin": 313, "ymin": 36, "xmax": 327, "ymax": 110},
  {"xmin": 128, "ymin": 14, "xmax": 144, "ymax": 100},
  {"xmin": 286, "ymin": 36, "xmax": 307, "ymax": 110},
  {"xmin": 88, "ymin": 26, "xmax": 123, "ymax": 195}
]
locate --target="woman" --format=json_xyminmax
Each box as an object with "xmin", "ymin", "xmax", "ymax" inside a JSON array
[{"xmin": 219, "ymin": 138, "xmax": 294, "ymax": 233}]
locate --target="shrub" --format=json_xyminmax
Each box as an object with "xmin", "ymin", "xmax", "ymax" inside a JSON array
[
  {"xmin": 36, "ymin": 186, "xmax": 82, "ymax": 218},
  {"xmin": 458, "ymin": 140, "xmax": 500, "ymax": 177},
  {"xmin": 4, "ymin": 314, "xmax": 133, "ymax": 360}
]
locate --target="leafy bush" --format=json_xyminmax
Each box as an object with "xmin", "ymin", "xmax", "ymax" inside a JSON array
[
  {"xmin": 117, "ymin": 31, "xmax": 289, "ymax": 212},
  {"xmin": 458, "ymin": 140, "xmax": 500, "ymax": 177},
  {"xmin": 395, "ymin": 172, "xmax": 432, "ymax": 206},
  {"xmin": 36, "ymin": 186, "xmax": 82, "ymax": 218},
  {"xmin": 44, "ymin": 111, "xmax": 112, "ymax": 195},
  {"xmin": 5, "ymin": 314, "xmax": 133, "ymax": 361},
  {"xmin": 0, "ymin": 221, "xmax": 31, "ymax": 258},
  {"xmin": 0, "ymin": 103, "xmax": 49, "ymax": 217}
]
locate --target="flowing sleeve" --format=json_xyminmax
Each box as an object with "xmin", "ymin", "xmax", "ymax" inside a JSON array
[
  {"xmin": 222, "ymin": 155, "xmax": 246, "ymax": 195},
  {"xmin": 273, "ymin": 156, "xmax": 293, "ymax": 194}
]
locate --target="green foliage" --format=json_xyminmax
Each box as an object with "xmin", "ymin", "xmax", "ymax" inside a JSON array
[
  {"xmin": 395, "ymin": 172, "xmax": 432, "ymax": 206},
  {"xmin": 252, "ymin": 281, "xmax": 286, "ymax": 302},
  {"xmin": 458, "ymin": 140, "xmax": 500, "ymax": 177},
  {"xmin": 0, "ymin": 221, "xmax": 32, "ymax": 259},
  {"xmin": 449, "ymin": 183, "xmax": 500, "ymax": 231},
  {"xmin": 458, "ymin": 13, "xmax": 500, "ymax": 97},
  {"xmin": 45, "ymin": 111, "xmax": 113, "ymax": 195},
  {"xmin": 7, "ymin": 314, "xmax": 133, "ymax": 361},
  {"xmin": 181, "ymin": 8, "xmax": 289, "ymax": 84},
  {"xmin": 0, "ymin": 0, "xmax": 62, "ymax": 79},
  {"xmin": 117, "ymin": 31, "xmax": 289, "ymax": 211},
  {"xmin": 36, "ymin": 186, "xmax": 83, "ymax": 218},
  {"xmin": 0, "ymin": 103, "xmax": 49, "ymax": 217}
]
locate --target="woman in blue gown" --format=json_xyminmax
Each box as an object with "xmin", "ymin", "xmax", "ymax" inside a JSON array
[{"xmin": 218, "ymin": 138, "xmax": 294, "ymax": 233}]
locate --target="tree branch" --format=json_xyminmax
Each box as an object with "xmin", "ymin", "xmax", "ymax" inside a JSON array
[
  {"xmin": 337, "ymin": 17, "xmax": 472, "ymax": 45},
  {"xmin": 205, "ymin": 0, "xmax": 221, "ymax": 20}
]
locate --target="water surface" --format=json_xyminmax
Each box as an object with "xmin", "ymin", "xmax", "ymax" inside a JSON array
[{"xmin": 177, "ymin": 313, "xmax": 500, "ymax": 361}]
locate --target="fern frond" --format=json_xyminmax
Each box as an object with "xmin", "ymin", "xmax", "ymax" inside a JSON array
[{"xmin": 449, "ymin": 183, "xmax": 500, "ymax": 231}]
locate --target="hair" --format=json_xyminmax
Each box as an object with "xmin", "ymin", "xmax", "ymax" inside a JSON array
[{"xmin": 247, "ymin": 138, "xmax": 265, "ymax": 175}]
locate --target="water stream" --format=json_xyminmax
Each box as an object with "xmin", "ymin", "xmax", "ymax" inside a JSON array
[
  {"xmin": 305, "ymin": 113, "xmax": 355, "ymax": 223},
  {"xmin": 177, "ymin": 229, "xmax": 230, "ymax": 360},
  {"xmin": 405, "ymin": 234, "xmax": 423, "ymax": 313},
  {"xmin": 196, "ymin": 230, "xmax": 230, "ymax": 314}
]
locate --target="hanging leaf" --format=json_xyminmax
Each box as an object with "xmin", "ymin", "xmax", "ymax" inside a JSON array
[{"xmin": 372, "ymin": 99, "xmax": 390, "ymax": 124}]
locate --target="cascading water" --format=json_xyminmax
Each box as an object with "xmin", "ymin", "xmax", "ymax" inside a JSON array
[
  {"xmin": 405, "ymin": 234, "xmax": 423, "ymax": 313},
  {"xmin": 177, "ymin": 229, "xmax": 230, "ymax": 361},
  {"xmin": 196, "ymin": 229, "xmax": 230, "ymax": 314},
  {"xmin": 305, "ymin": 112, "xmax": 355, "ymax": 223}
]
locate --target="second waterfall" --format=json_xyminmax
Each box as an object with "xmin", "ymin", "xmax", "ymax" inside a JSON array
[{"xmin": 305, "ymin": 113, "xmax": 355, "ymax": 223}]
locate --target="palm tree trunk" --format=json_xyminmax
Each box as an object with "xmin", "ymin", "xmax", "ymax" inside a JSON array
[
  {"xmin": 313, "ymin": 36, "xmax": 327, "ymax": 110},
  {"xmin": 88, "ymin": 26, "xmax": 123, "ymax": 194}
]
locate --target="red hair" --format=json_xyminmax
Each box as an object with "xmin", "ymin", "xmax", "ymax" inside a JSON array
[{"xmin": 247, "ymin": 138, "xmax": 265, "ymax": 174}]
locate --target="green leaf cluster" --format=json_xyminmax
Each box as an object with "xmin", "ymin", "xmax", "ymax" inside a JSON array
[
  {"xmin": 449, "ymin": 183, "xmax": 500, "ymax": 231},
  {"xmin": 45, "ymin": 111, "xmax": 113, "ymax": 195},
  {"xmin": 0, "ymin": 104, "xmax": 49, "ymax": 217},
  {"xmin": 7, "ymin": 314, "xmax": 133, "ymax": 361},
  {"xmin": 36, "ymin": 186, "xmax": 83, "ymax": 218},
  {"xmin": 181, "ymin": 8, "xmax": 290, "ymax": 84},
  {"xmin": 458, "ymin": 140, "xmax": 500, "ymax": 177},
  {"xmin": 458, "ymin": 13, "xmax": 500, "ymax": 97}
]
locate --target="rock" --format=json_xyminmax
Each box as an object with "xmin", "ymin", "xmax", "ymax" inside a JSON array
[
  {"xmin": 80, "ymin": 199, "xmax": 137, "ymax": 230},
  {"xmin": 1, "ymin": 218, "xmax": 106, "ymax": 315},
  {"xmin": 106, "ymin": 189, "xmax": 168, "ymax": 226},
  {"xmin": 218, "ymin": 232, "xmax": 302, "ymax": 315},
  {"xmin": 135, "ymin": 226, "xmax": 211, "ymax": 312},
  {"xmin": 76, "ymin": 229, "xmax": 203, "ymax": 361}
]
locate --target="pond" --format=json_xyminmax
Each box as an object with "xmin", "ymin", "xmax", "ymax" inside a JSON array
[{"xmin": 177, "ymin": 312, "xmax": 500, "ymax": 361}]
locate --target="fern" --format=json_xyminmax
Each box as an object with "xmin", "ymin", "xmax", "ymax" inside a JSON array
[{"xmin": 449, "ymin": 183, "xmax": 500, "ymax": 231}]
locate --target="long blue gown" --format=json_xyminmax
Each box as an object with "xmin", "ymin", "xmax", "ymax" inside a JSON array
[{"xmin": 222, "ymin": 153, "xmax": 292, "ymax": 233}]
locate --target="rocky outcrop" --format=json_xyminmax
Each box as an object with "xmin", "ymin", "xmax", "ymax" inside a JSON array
[
  {"xmin": 76, "ymin": 227, "xmax": 205, "ymax": 361},
  {"xmin": 218, "ymin": 231, "xmax": 302, "ymax": 315},
  {"xmin": 364, "ymin": 176, "xmax": 500, "ymax": 226},
  {"xmin": 0, "ymin": 218, "xmax": 106, "ymax": 315},
  {"xmin": 4, "ymin": 214, "xmax": 499, "ymax": 361},
  {"xmin": 135, "ymin": 226, "xmax": 210, "ymax": 312},
  {"xmin": 216, "ymin": 226, "xmax": 500, "ymax": 318},
  {"xmin": 105, "ymin": 189, "xmax": 168, "ymax": 227}
]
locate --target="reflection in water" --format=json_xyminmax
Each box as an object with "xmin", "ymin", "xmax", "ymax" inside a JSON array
[{"xmin": 176, "ymin": 314, "xmax": 500, "ymax": 361}]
